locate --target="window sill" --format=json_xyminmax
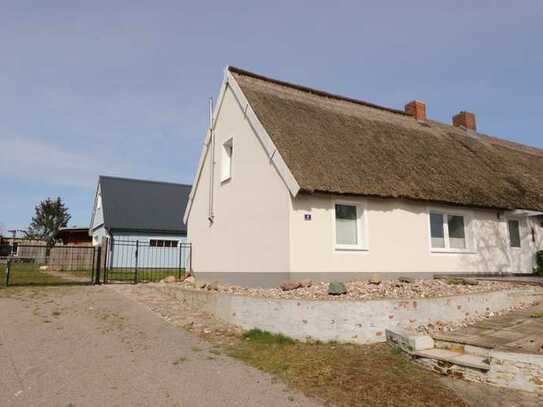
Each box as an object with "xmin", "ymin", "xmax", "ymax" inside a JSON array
[
  {"xmin": 335, "ymin": 246, "xmax": 368, "ymax": 252},
  {"xmin": 430, "ymin": 249, "xmax": 477, "ymax": 254},
  {"xmin": 220, "ymin": 176, "xmax": 231, "ymax": 184}
]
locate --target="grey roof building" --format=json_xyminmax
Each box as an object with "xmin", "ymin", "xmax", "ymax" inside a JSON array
[{"xmin": 90, "ymin": 176, "xmax": 191, "ymax": 239}]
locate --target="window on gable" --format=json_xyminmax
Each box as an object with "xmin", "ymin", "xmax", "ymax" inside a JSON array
[
  {"xmin": 96, "ymin": 193, "xmax": 102, "ymax": 210},
  {"xmin": 221, "ymin": 138, "xmax": 233, "ymax": 182},
  {"xmin": 508, "ymin": 220, "xmax": 521, "ymax": 248},
  {"xmin": 429, "ymin": 212, "xmax": 468, "ymax": 251}
]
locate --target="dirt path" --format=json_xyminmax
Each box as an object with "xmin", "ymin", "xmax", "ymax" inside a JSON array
[
  {"xmin": 0, "ymin": 286, "xmax": 320, "ymax": 407},
  {"xmin": 114, "ymin": 283, "xmax": 543, "ymax": 407}
]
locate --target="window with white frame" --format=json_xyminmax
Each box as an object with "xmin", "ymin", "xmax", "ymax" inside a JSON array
[
  {"xmin": 508, "ymin": 220, "xmax": 521, "ymax": 248},
  {"xmin": 429, "ymin": 211, "xmax": 468, "ymax": 251},
  {"xmin": 221, "ymin": 138, "xmax": 233, "ymax": 182},
  {"xmin": 96, "ymin": 193, "xmax": 102, "ymax": 210},
  {"xmin": 334, "ymin": 202, "xmax": 365, "ymax": 250}
]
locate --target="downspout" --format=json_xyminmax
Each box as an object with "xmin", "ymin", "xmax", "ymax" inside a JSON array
[{"xmin": 208, "ymin": 97, "xmax": 215, "ymax": 224}]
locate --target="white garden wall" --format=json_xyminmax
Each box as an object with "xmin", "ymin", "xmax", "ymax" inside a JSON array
[{"xmin": 154, "ymin": 285, "xmax": 541, "ymax": 344}]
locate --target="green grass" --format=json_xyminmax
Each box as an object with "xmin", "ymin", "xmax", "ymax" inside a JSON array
[
  {"xmin": 224, "ymin": 330, "xmax": 466, "ymax": 407},
  {"xmin": 243, "ymin": 329, "xmax": 295, "ymax": 345},
  {"xmin": 0, "ymin": 262, "xmax": 184, "ymax": 286},
  {"xmin": 0, "ymin": 263, "xmax": 91, "ymax": 287}
]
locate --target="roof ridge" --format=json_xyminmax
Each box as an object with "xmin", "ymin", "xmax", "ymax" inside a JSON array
[
  {"xmin": 228, "ymin": 66, "xmax": 409, "ymax": 117},
  {"xmin": 98, "ymin": 175, "xmax": 191, "ymax": 188}
]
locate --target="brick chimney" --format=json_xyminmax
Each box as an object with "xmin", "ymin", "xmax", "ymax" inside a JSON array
[
  {"xmin": 452, "ymin": 111, "xmax": 476, "ymax": 131},
  {"xmin": 404, "ymin": 100, "xmax": 426, "ymax": 121}
]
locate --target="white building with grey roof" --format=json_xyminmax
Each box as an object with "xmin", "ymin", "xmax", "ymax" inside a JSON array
[{"xmin": 90, "ymin": 176, "xmax": 191, "ymax": 271}]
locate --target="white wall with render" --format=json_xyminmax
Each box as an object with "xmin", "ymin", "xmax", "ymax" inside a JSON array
[{"xmin": 153, "ymin": 285, "xmax": 542, "ymax": 344}]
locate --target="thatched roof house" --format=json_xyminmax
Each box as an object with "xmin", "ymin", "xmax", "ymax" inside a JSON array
[
  {"xmin": 185, "ymin": 66, "xmax": 543, "ymax": 287},
  {"xmin": 230, "ymin": 67, "xmax": 543, "ymax": 212}
]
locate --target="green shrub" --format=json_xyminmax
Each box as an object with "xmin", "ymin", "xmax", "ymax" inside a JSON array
[
  {"xmin": 536, "ymin": 251, "xmax": 543, "ymax": 276},
  {"xmin": 242, "ymin": 329, "xmax": 295, "ymax": 345}
]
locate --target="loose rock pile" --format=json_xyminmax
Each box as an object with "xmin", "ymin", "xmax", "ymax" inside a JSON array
[{"xmin": 172, "ymin": 277, "xmax": 529, "ymax": 302}]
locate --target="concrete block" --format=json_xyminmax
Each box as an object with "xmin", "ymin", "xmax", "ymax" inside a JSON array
[
  {"xmin": 409, "ymin": 335, "xmax": 435, "ymax": 351},
  {"xmin": 385, "ymin": 329, "xmax": 434, "ymax": 352}
]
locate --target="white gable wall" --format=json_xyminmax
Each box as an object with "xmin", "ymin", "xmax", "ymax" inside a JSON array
[
  {"xmin": 91, "ymin": 184, "xmax": 104, "ymax": 230},
  {"xmin": 187, "ymin": 85, "xmax": 291, "ymax": 285}
]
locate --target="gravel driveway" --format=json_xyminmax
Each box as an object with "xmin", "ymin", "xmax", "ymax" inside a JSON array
[{"xmin": 0, "ymin": 286, "xmax": 320, "ymax": 407}]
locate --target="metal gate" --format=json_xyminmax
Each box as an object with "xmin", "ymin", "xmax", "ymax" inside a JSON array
[
  {"xmin": 1, "ymin": 243, "xmax": 96, "ymax": 287},
  {"xmin": 103, "ymin": 239, "xmax": 191, "ymax": 283}
]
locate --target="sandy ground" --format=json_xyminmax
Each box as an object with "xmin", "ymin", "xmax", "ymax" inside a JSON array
[
  {"xmin": 0, "ymin": 285, "xmax": 320, "ymax": 407},
  {"xmin": 115, "ymin": 283, "xmax": 543, "ymax": 407}
]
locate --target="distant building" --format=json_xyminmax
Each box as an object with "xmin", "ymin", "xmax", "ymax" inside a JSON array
[
  {"xmin": 89, "ymin": 176, "xmax": 191, "ymax": 269},
  {"xmin": 55, "ymin": 227, "xmax": 92, "ymax": 246}
]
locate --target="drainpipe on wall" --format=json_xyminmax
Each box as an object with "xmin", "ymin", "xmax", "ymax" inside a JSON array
[{"xmin": 208, "ymin": 97, "xmax": 215, "ymax": 224}]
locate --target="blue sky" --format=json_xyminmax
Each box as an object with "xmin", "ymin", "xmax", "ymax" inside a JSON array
[{"xmin": 1, "ymin": 1, "xmax": 542, "ymax": 232}]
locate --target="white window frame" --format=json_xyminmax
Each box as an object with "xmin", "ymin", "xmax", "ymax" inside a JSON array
[
  {"xmin": 221, "ymin": 137, "xmax": 233, "ymax": 183},
  {"xmin": 506, "ymin": 218, "xmax": 522, "ymax": 249},
  {"xmin": 332, "ymin": 199, "xmax": 368, "ymax": 251},
  {"xmin": 96, "ymin": 193, "xmax": 102, "ymax": 210},
  {"xmin": 427, "ymin": 208, "xmax": 474, "ymax": 253}
]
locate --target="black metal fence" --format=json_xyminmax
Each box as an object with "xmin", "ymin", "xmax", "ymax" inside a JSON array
[
  {"xmin": 1, "ymin": 243, "xmax": 96, "ymax": 286},
  {"xmin": 1, "ymin": 239, "xmax": 191, "ymax": 287},
  {"xmin": 103, "ymin": 239, "xmax": 191, "ymax": 283}
]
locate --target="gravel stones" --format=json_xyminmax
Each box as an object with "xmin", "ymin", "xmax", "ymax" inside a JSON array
[
  {"xmin": 207, "ymin": 281, "xmax": 220, "ymax": 291},
  {"xmin": 176, "ymin": 278, "xmax": 531, "ymax": 302}
]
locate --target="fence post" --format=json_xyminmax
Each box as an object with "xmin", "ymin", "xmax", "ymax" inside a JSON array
[
  {"xmin": 94, "ymin": 246, "xmax": 102, "ymax": 285},
  {"xmin": 134, "ymin": 240, "xmax": 139, "ymax": 284},
  {"xmin": 177, "ymin": 244, "xmax": 182, "ymax": 280},
  {"xmin": 189, "ymin": 243, "xmax": 192, "ymax": 275},
  {"xmin": 5, "ymin": 258, "xmax": 11, "ymax": 287},
  {"xmin": 100, "ymin": 237, "xmax": 109, "ymax": 284},
  {"xmin": 91, "ymin": 246, "xmax": 96, "ymax": 284}
]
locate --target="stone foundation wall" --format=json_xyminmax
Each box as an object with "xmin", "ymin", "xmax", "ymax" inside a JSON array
[
  {"xmin": 488, "ymin": 351, "xmax": 543, "ymax": 393},
  {"xmin": 153, "ymin": 285, "xmax": 541, "ymax": 344},
  {"xmin": 415, "ymin": 347, "xmax": 543, "ymax": 393}
]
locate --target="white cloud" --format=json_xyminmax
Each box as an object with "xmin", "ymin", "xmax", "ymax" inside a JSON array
[{"xmin": 0, "ymin": 137, "xmax": 132, "ymax": 188}]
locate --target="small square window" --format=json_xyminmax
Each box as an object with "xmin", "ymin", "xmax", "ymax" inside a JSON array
[
  {"xmin": 221, "ymin": 138, "xmax": 233, "ymax": 182},
  {"xmin": 334, "ymin": 203, "xmax": 365, "ymax": 250},
  {"xmin": 508, "ymin": 220, "xmax": 521, "ymax": 248}
]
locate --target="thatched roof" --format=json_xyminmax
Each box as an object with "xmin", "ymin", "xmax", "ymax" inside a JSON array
[{"xmin": 230, "ymin": 67, "xmax": 543, "ymax": 212}]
